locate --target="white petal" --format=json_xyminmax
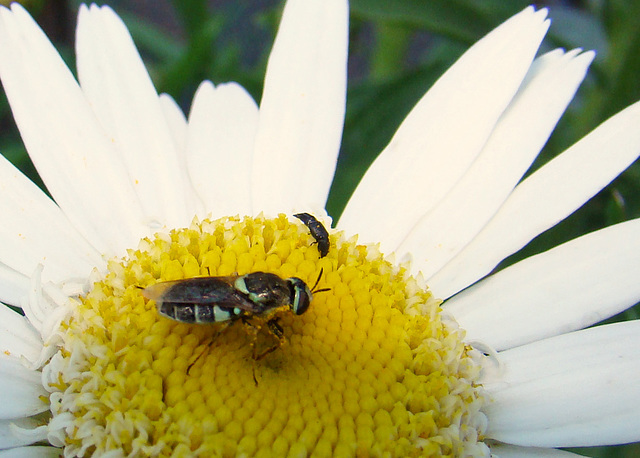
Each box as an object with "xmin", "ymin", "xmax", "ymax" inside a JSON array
[
  {"xmin": 0, "ymin": 264, "xmax": 29, "ymax": 307},
  {"xmin": 398, "ymin": 49, "xmax": 594, "ymax": 279},
  {"xmin": 159, "ymin": 93, "xmax": 188, "ymax": 157},
  {"xmin": 0, "ymin": 357, "xmax": 47, "ymax": 419},
  {"xmin": 0, "ymin": 154, "xmax": 104, "ymax": 284},
  {"xmin": 338, "ymin": 7, "xmax": 550, "ymax": 253},
  {"xmin": 447, "ymin": 218, "xmax": 640, "ymax": 350},
  {"xmin": 0, "ymin": 4, "xmax": 148, "ymax": 255},
  {"xmin": 21, "ymin": 267, "xmax": 70, "ymax": 343},
  {"xmin": 490, "ymin": 443, "xmax": 581, "ymax": 457},
  {"xmin": 187, "ymin": 81, "xmax": 258, "ymax": 218},
  {"xmin": 0, "ymin": 417, "xmax": 47, "ymax": 448},
  {"xmin": 76, "ymin": 5, "xmax": 194, "ymax": 228},
  {"xmin": 484, "ymin": 320, "xmax": 640, "ymax": 447},
  {"xmin": 431, "ymin": 99, "xmax": 640, "ymax": 299},
  {"xmin": 0, "ymin": 306, "xmax": 42, "ymax": 364},
  {"xmin": 0, "ymin": 446, "xmax": 61, "ymax": 457},
  {"xmin": 252, "ymin": 0, "xmax": 348, "ymax": 215},
  {"xmin": 159, "ymin": 92, "xmax": 202, "ymax": 215}
]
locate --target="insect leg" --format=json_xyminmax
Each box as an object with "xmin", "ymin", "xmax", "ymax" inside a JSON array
[
  {"xmin": 187, "ymin": 320, "xmax": 234, "ymax": 374},
  {"xmin": 238, "ymin": 317, "xmax": 263, "ymax": 385},
  {"xmin": 254, "ymin": 319, "xmax": 286, "ymax": 361}
]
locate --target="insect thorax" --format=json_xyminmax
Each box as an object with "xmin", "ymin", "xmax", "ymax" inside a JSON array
[{"xmin": 235, "ymin": 272, "xmax": 293, "ymax": 309}]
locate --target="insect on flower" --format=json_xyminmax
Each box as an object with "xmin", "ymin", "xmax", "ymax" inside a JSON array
[
  {"xmin": 141, "ymin": 270, "xmax": 329, "ymax": 379},
  {"xmin": 294, "ymin": 212, "xmax": 330, "ymax": 257}
]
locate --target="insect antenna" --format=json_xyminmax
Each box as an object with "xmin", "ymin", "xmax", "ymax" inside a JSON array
[{"xmin": 311, "ymin": 268, "xmax": 331, "ymax": 294}]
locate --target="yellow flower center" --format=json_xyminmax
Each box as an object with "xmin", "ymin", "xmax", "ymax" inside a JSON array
[{"xmin": 48, "ymin": 214, "xmax": 487, "ymax": 457}]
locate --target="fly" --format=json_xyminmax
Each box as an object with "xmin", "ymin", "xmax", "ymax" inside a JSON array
[{"xmin": 141, "ymin": 270, "xmax": 329, "ymax": 380}]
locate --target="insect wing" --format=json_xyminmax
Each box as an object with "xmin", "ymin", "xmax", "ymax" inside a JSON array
[
  {"xmin": 141, "ymin": 280, "xmax": 184, "ymax": 301},
  {"xmin": 142, "ymin": 277, "xmax": 254, "ymax": 309}
]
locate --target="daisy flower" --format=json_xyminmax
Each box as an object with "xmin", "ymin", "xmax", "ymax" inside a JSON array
[{"xmin": 0, "ymin": 1, "xmax": 639, "ymax": 457}]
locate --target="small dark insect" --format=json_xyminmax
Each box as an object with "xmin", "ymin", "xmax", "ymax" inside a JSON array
[
  {"xmin": 141, "ymin": 270, "xmax": 329, "ymax": 380},
  {"xmin": 294, "ymin": 212, "xmax": 330, "ymax": 257}
]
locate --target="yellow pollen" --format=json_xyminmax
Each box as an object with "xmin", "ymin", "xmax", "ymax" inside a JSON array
[{"xmin": 49, "ymin": 214, "xmax": 487, "ymax": 457}]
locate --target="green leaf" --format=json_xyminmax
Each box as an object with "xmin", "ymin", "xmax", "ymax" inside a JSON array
[
  {"xmin": 117, "ymin": 11, "xmax": 183, "ymax": 62},
  {"xmin": 170, "ymin": 0, "xmax": 210, "ymax": 37},
  {"xmin": 157, "ymin": 17, "xmax": 222, "ymax": 98},
  {"xmin": 349, "ymin": 0, "xmax": 529, "ymax": 44},
  {"xmin": 327, "ymin": 48, "xmax": 457, "ymax": 218}
]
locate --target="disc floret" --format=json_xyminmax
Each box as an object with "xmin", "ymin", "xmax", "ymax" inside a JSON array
[{"xmin": 48, "ymin": 214, "xmax": 487, "ymax": 456}]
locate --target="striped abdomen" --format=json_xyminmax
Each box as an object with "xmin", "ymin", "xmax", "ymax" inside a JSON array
[{"xmin": 157, "ymin": 302, "xmax": 239, "ymax": 323}]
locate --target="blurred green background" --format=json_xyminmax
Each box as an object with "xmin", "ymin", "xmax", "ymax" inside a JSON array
[{"xmin": 0, "ymin": 0, "xmax": 639, "ymax": 456}]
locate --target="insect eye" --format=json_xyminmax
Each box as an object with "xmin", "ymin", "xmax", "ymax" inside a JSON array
[
  {"xmin": 294, "ymin": 293, "xmax": 311, "ymax": 315},
  {"xmin": 289, "ymin": 278, "xmax": 312, "ymax": 315}
]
